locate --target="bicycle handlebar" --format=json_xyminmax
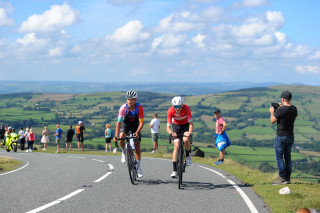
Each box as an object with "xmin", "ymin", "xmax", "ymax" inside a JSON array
[{"xmin": 168, "ymin": 134, "xmax": 192, "ymax": 144}]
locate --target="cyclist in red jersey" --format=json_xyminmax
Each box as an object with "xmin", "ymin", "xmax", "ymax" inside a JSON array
[
  {"xmin": 114, "ymin": 91, "xmax": 145, "ymax": 178},
  {"xmin": 166, "ymin": 96, "xmax": 193, "ymax": 178}
]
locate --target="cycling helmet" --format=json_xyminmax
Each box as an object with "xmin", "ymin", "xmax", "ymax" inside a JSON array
[
  {"xmin": 126, "ymin": 90, "xmax": 138, "ymax": 99},
  {"xmin": 8, "ymin": 126, "xmax": 13, "ymax": 131},
  {"xmin": 78, "ymin": 121, "xmax": 83, "ymax": 125},
  {"xmin": 172, "ymin": 96, "xmax": 184, "ymax": 106}
]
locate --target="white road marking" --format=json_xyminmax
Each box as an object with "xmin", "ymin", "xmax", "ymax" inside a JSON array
[
  {"xmin": 0, "ymin": 156, "xmax": 30, "ymax": 176},
  {"xmin": 67, "ymin": 156, "xmax": 85, "ymax": 159},
  {"xmin": 199, "ymin": 166, "xmax": 259, "ymax": 213},
  {"xmin": 92, "ymin": 159, "xmax": 105, "ymax": 163},
  {"xmin": 94, "ymin": 172, "xmax": 112, "ymax": 183},
  {"xmin": 26, "ymin": 189, "xmax": 85, "ymax": 213}
]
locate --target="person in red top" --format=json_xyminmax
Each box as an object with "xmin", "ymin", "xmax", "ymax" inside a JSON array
[
  {"xmin": 114, "ymin": 91, "xmax": 145, "ymax": 178},
  {"xmin": 166, "ymin": 96, "xmax": 193, "ymax": 178}
]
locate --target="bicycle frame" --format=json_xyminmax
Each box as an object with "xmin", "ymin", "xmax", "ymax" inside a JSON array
[
  {"xmin": 119, "ymin": 134, "xmax": 137, "ymax": 185},
  {"xmin": 169, "ymin": 134, "xmax": 192, "ymax": 189}
]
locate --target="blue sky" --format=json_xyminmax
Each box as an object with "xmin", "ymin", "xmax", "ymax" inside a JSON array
[{"xmin": 0, "ymin": 0, "xmax": 319, "ymax": 85}]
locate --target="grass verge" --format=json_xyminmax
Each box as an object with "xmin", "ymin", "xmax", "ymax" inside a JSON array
[{"xmin": 0, "ymin": 157, "xmax": 23, "ymax": 172}]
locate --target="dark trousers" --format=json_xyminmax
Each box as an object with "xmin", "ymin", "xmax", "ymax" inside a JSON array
[
  {"xmin": 20, "ymin": 138, "xmax": 25, "ymax": 150},
  {"xmin": 27, "ymin": 141, "xmax": 34, "ymax": 150},
  {"xmin": 274, "ymin": 135, "xmax": 294, "ymax": 179}
]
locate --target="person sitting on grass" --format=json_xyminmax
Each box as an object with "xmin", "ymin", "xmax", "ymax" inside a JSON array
[{"xmin": 213, "ymin": 109, "xmax": 231, "ymax": 165}]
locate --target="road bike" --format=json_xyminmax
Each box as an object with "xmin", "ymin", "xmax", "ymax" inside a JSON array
[
  {"xmin": 169, "ymin": 133, "xmax": 192, "ymax": 189},
  {"xmin": 119, "ymin": 133, "xmax": 137, "ymax": 185}
]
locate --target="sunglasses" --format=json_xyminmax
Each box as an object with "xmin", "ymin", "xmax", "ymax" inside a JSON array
[{"xmin": 174, "ymin": 105, "xmax": 182, "ymax": 109}]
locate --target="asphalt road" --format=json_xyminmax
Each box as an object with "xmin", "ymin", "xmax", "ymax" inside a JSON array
[{"xmin": 0, "ymin": 150, "xmax": 269, "ymax": 213}]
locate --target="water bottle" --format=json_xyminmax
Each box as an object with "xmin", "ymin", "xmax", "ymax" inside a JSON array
[{"xmin": 129, "ymin": 133, "xmax": 135, "ymax": 150}]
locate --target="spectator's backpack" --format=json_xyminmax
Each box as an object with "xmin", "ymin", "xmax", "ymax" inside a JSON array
[
  {"xmin": 76, "ymin": 125, "xmax": 81, "ymax": 135},
  {"xmin": 193, "ymin": 146, "xmax": 205, "ymax": 158}
]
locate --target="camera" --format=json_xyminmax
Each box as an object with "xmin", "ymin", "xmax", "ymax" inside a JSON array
[{"xmin": 271, "ymin": 102, "xmax": 280, "ymax": 110}]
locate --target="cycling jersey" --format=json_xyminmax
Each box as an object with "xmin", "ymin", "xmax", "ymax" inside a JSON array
[
  {"xmin": 118, "ymin": 103, "xmax": 144, "ymax": 124},
  {"xmin": 167, "ymin": 105, "xmax": 193, "ymax": 126}
]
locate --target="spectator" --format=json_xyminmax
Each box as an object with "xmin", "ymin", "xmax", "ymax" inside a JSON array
[
  {"xmin": 18, "ymin": 127, "xmax": 25, "ymax": 150},
  {"xmin": 0, "ymin": 125, "xmax": 5, "ymax": 147},
  {"xmin": 76, "ymin": 121, "xmax": 86, "ymax": 152},
  {"xmin": 104, "ymin": 124, "xmax": 113, "ymax": 153},
  {"xmin": 54, "ymin": 124, "xmax": 63, "ymax": 153},
  {"xmin": 65, "ymin": 125, "xmax": 75, "ymax": 151},
  {"xmin": 41, "ymin": 126, "xmax": 50, "ymax": 151},
  {"xmin": 24, "ymin": 127, "xmax": 30, "ymax": 152},
  {"xmin": 270, "ymin": 90, "xmax": 298, "ymax": 185},
  {"xmin": 149, "ymin": 113, "xmax": 160, "ymax": 154},
  {"xmin": 213, "ymin": 109, "xmax": 231, "ymax": 165},
  {"xmin": 26, "ymin": 129, "xmax": 36, "ymax": 152}
]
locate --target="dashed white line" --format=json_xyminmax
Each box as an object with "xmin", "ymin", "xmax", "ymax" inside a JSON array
[
  {"xmin": 94, "ymin": 172, "xmax": 112, "ymax": 183},
  {"xmin": 26, "ymin": 189, "xmax": 85, "ymax": 213},
  {"xmin": 67, "ymin": 156, "xmax": 85, "ymax": 159},
  {"xmin": 199, "ymin": 166, "xmax": 259, "ymax": 213},
  {"xmin": 92, "ymin": 159, "xmax": 105, "ymax": 163}
]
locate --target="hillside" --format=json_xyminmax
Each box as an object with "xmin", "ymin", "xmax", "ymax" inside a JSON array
[{"xmin": 1, "ymin": 85, "xmax": 320, "ymax": 180}]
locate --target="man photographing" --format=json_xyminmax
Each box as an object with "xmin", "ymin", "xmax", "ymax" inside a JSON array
[{"xmin": 269, "ymin": 90, "xmax": 298, "ymax": 185}]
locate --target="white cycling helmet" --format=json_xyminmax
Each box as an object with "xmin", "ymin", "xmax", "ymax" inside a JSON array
[
  {"xmin": 126, "ymin": 90, "xmax": 138, "ymax": 99},
  {"xmin": 172, "ymin": 96, "xmax": 184, "ymax": 106},
  {"xmin": 78, "ymin": 121, "xmax": 83, "ymax": 125}
]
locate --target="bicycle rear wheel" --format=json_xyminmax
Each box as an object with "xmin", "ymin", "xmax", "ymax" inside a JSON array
[{"xmin": 126, "ymin": 146, "xmax": 137, "ymax": 185}]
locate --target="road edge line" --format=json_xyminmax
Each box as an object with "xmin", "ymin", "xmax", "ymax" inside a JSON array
[{"xmin": 199, "ymin": 166, "xmax": 259, "ymax": 213}]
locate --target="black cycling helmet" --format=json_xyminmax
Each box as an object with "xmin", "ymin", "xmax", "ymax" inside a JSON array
[{"xmin": 126, "ymin": 90, "xmax": 138, "ymax": 99}]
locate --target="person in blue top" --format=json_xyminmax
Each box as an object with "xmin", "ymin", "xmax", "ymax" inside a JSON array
[{"xmin": 54, "ymin": 124, "xmax": 63, "ymax": 153}]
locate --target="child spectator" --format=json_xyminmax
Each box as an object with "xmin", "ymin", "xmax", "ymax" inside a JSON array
[
  {"xmin": 26, "ymin": 129, "xmax": 36, "ymax": 152},
  {"xmin": 213, "ymin": 109, "xmax": 231, "ymax": 165}
]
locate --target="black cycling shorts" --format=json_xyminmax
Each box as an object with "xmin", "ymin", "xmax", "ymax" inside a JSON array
[
  {"xmin": 120, "ymin": 123, "xmax": 141, "ymax": 142},
  {"xmin": 172, "ymin": 123, "xmax": 189, "ymax": 138},
  {"xmin": 105, "ymin": 138, "xmax": 112, "ymax": 143}
]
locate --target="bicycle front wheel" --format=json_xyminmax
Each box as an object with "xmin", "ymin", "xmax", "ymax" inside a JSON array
[
  {"xmin": 126, "ymin": 147, "xmax": 136, "ymax": 185},
  {"xmin": 178, "ymin": 146, "xmax": 184, "ymax": 189}
]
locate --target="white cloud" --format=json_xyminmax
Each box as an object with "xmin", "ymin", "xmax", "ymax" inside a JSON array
[
  {"xmin": 151, "ymin": 34, "xmax": 186, "ymax": 55},
  {"xmin": 234, "ymin": 0, "xmax": 268, "ymax": 8},
  {"xmin": 0, "ymin": 7, "xmax": 14, "ymax": 26},
  {"xmin": 49, "ymin": 47, "xmax": 63, "ymax": 57},
  {"xmin": 16, "ymin": 33, "xmax": 48, "ymax": 47},
  {"xmin": 108, "ymin": 0, "xmax": 143, "ymax": 5},
  {"xmin": 106, "ymin": 20, "xmax": 150, "ymax": 43},
  {"xmin": 192, "ymin": 33, "xmax": 206, "ymax": 48},
  {"xmin": 186, "ymin": 0, "xmax": 221, "ymax": 3},
  {"xmin": 308, "ymin": 51, "xmax": 320, "ymax": 60},
  {"xmin": 20, "ymin": 3, "xmax": 79, "ymax": 33},
  {"xmin": 201, "ymin": 6, "xmax": 225, "ymax": 21},
  {"xmin": 295, "ymin": 65, "xmax": 320, "ymax": 74},
  {"xmin": 156, "ymin": 11, "xmax": 202, "ymax": 33},
  {"xmin": 266, "ymin": 11, "xmax": 285, "ymax": 28}
]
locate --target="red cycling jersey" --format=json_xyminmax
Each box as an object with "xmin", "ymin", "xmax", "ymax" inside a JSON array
[{"xmin": 167, "ymin": 105, "xmax": 193, "ymax": 126}]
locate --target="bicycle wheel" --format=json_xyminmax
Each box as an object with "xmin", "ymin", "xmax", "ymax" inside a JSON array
[
  {"xmin": 178, "ymin": 141, "xmax": 184, "ymax": 189},
  {"xmin": 126, "ymin": 146, "xmax": 136, "ymax": 185}
]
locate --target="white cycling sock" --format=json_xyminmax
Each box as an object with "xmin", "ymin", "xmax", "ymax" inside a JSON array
[
  {"xmin": 121, "ymin": 149, "xmax": 125, "ymax": 154},
  {"xmin": 137, "ymin": 160, "xmax": 140, "ymax": 170}
]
